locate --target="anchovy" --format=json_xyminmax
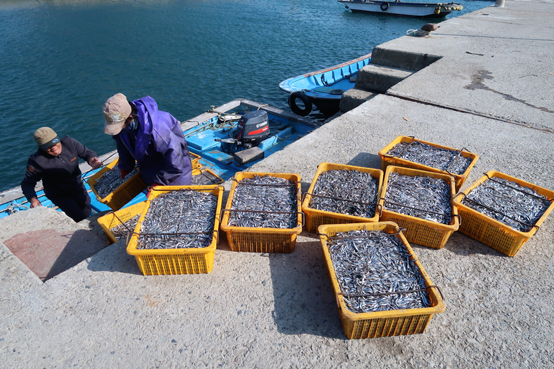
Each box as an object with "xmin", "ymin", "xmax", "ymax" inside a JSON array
[
  {"xmin": 327, "ymin": 229, "xmax": 431, "ymax": 314},
  {"xmin": 110, "ymin": 214, "xmax": 140, "ymax": 241},
  {"xmin": 227, "ymin": 175, "xmax": 297, "ymax": 229},
  {"xmin": 384, "ymin": 172, "xmax": 452, "ymax": 224},
  {"xmin": 309, "ymin": 169, "xmax": 379, "ymax": 218},
  {"xmin": 190, "ymin": 170, "xmax": 222, "ymax": 186},
  {"xmin": 387, "ymin": 141, "xmax": 472, "ymax": 175},
  {"xmin": 137, "ymin": 190, "xmax": 218, "ymax": 249},
  {"xmin": 462, "ymin": 177, "xmax": 552, "ymax": 232},
  {"xmin": 95, "ymin": 167, "xmax": 139, "ymax": 198}
]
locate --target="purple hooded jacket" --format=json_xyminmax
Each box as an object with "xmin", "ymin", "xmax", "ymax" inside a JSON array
[{"xmin": 113, "ymin": 96, "xmax": 192, "ymax": 186}]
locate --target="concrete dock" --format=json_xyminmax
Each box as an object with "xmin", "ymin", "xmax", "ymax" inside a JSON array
[{"xmin": 2, "ymin": 2, "xmax": 554, "ymax": 367}]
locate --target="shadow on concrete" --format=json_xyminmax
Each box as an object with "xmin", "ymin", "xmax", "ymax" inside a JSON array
[
  {"xmin": 86, "ymin": 240, "xmax": 143, "ymax": 275},
  {"xmin": 3, "ymin": 228, "xmax": 107, "ymax": 282},
  {"xmin": 216, "ymin": 230, "xmax": 231, "ymax": 251},
  {"xmin": 346, "ymin": 152, "xmax": 381, "ymax": 169},
  {"xmin": 45, "ymin": 229, "xmax": 107, "ymax": 280},
  {"xmin": 442, "ymin": 232, "xmax": 509, "ymax": 258},
  {"xmin": 269, "ymin": 231, "xmax": 345, "ymax": 339}
]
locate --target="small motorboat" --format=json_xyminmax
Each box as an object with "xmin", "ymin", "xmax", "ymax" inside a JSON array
[
  {"xmin": 0, "ymin": 99, "xmax": 320, "ymax": 218},
  {"xmin": 180, "ymin": 98, "xmax": 321, "ymax": 179},
  {"xmin": 279, "ymin": 53, "xmax": 372, "ymax": 117},
  {"xmin": 339, "ymin": 0, "xmax": 463, "ymax": 18}
]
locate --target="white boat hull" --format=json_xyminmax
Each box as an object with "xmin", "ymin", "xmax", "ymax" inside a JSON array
[{"xmin": 339, "ymin": 0, "xmax": 462, "ymax": 18}]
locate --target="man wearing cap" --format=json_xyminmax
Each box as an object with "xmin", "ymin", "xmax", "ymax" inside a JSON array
[
  {"xmin": 102, "ymin": 93, "xmax": 192, "ymax": 188},
  {"xmin": 21, "ymin": 127, "xmax": 103, "ymax": 222}
]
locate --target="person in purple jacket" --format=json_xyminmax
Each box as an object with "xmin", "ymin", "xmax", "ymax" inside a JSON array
[{"xmin": 102, "ymin": 93, "xmax": 192, "ymax": 190}]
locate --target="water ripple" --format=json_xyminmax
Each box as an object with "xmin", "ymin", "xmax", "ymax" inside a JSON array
[{"xmin": 0, "ymin": 0, "xmax": 493, "ymax": 191}]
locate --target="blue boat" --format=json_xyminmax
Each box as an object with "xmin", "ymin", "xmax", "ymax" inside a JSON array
[
  {"xmin": 279, "ymin": 53, "xmax": 372, "ymax": 117},
  {"xmin": 0, "ymin": 168, "xmax": 121, "ymax": 220},
  {"xmin": 181, "ymin": 98, "xmax": 321, "ymax": 179},
  {"xmin": 0, "ymin": 99, "xmax": 320, "ymax": 219}
]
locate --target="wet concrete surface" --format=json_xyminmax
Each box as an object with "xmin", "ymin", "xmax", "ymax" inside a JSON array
[{"xmin": 1, "ymin": 2, "xmax": 554, "ymax": 368}]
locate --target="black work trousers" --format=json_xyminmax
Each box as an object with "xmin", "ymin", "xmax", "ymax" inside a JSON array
[{"xmin": 49, "ymin": 185, "xmax": 91, "ymax": 222}]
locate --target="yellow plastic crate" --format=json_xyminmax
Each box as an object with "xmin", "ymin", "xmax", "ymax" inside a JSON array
[
  {"xmin": 453, "ymin": 170, "xmax": 554, "ymax": 256},
  {"xmin": 302, "ymin": 163, "xmax": 383, "ymax": 233},
  {"xmin": 126, "ymin": 186, "xmax": 224, "ymax": 275},
  {"xmin": 97, "ymin": 201, "xmax": 147, "ymax": 244},
  {"xmin": 190, "ymin": 152, "xmax": 201, "ymax": 169},
  {"xmin": 87, "ymin": 158, "xmax": 147, "ymax": 211},
  {"xmin": 220, "ymin": 172, "xmax": 302, "ymax": 253},
  {"xmin": 379, "ymin": 135, "xmax": 479, "ymax": 192},
  {"xmin": 378, "ymin": 166, "xmax": 459, "ymax": 249},
  {"xmin": 191, "ymin": 168, "xmax": 224, "ymax": 186},
  {"xmin": 318, "ymin": 222, "xmax": 445, "ymax": 339}
]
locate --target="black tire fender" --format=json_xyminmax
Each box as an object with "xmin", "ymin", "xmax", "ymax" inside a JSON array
[
  {"xmin": 288, "ymin": 91, "xmax": 312, "ymax": 116},
  {"xmin": 380, "ymin": 2, "xmax": 389, "ymax": 11}
]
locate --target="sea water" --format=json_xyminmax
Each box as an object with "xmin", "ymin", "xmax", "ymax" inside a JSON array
[{"xmin": 0, "ymin": 0, "xmax": 493, "ymax": 192}]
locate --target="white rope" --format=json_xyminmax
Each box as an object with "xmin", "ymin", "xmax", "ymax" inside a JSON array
[{"xmin": 406, "ymin": 29, "xmax": 429, "ymax": 37}]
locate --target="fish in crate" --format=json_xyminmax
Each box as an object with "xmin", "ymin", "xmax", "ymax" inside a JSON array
[{"xmin": 220, "ymin": 173, "xmax": 302, "ymax": 253}]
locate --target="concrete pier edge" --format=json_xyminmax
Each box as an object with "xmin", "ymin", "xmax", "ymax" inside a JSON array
[{"xmin": 2, "ymin": 2, "xmax": 554, "ymax": 367}]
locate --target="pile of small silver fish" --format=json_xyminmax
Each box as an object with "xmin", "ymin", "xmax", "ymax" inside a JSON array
[
  {"xmin": 95, "ymin": 167, "xmax": 138, "ymax": 198},
  {"xmin": 228, "ymin": 175, "xmax": 297, "ymax": 229},
  {"xmin": 387, "ymin": 141, "xmax": 472, "ymax": 175},
  {"xmin": 110, "ymin": 214, "xmax": 140, "ymax": 241},
  {"xmin": 309, "ymin": 169, "xmax": 379, "ymax": 218},
  {"xmin": 327, "ymin": 229, "xmax": 431, "ymax": 313},
  {"xmin": 190, "ymin": 170, "xmax": 222, "ymax": 186},
  {"xmin": 384, "ymin": 172, "xmax": 452, "ymax": 224},
  {"xmin": 137, "ymin": 190, "xmax": 217, "ymax": 249},
  {"xmin": 462, "ymin": 177, "xmax": 551, "ymax": 232}
]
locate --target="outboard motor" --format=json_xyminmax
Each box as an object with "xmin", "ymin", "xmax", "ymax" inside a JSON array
[{"xmin": 233, "ymin": 110, "xmax": 270, "ymax": 149}]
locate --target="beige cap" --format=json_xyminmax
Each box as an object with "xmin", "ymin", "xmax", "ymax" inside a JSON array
[
  {"xmin": 34, "ymin": 127, "xmax": 60, "ymax": 150},
  {"xmin": 103, "ymin": 93, "xmax": 132, "ymax": 135}
]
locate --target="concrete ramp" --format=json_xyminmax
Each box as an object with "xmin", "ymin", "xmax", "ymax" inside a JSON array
[
  {"xmin": 372, "ymin": 3, "xmax": 554, "ymax": 131},
  {"xmin": 0, "ymin": 207, "xmax": 107, "ymax": 281}
]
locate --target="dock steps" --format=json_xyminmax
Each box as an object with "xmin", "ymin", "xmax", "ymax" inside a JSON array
[
  {"xmin": 369, "ymin": 47, "xmax": 441, "ymax": 71},
  {"xmin": 340, "ymin": 47, "xmax": 442, "ymax": 113},
  {"xmin": 339, "ymin": 88, "xmax": 378, "ymax": 113},
  {"xmin": 355, "ymin": 64, "xmax": 413, "ymax": 93}
]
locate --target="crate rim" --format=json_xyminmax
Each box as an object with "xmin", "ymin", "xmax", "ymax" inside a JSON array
[
  {"xmin": 97, "ymin": 201, "xmax": 148, "ymax": 244},
  {"xmin": 453, "ymin": 170, "xmax": 554, "ymax": 237},
  {"xmin": 378, "ymin": 135, "xmax": 479, "ymax": 180},
  {"xmin": 88, "ymin": 159, "xmax": 119, "ymax": 202},
  {"xmin": 232, "ymin": 171, "xmax": 301, "ymax": 180},
  {"xmin": 191, "ymin": 167, "xmax": 224, "ymax": 185},
  {"xmin": 379, "ymin": 165, "xmax": 460, "ymax": 230},
  {"xmin": 220, "ymin": 172, "xmax": 303, "ymax": 234},
  {"xmin": 318, "ymin": 221, "xmax": 446, "ymax": 320},
  {"xmin": 87, "ymin": 158, "xmax": 143, "ymax": 203},
  {"xmin": 301, "ymin": 162, "xmax": 384, "ymax": 223},
  {"xmin": 126, "ymin": 185, "xmax": 223, "ymax": 256}
]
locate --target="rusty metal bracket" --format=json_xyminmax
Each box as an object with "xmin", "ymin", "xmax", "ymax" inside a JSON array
[
  {"xmin": 303, "ymin": 192, "xmax": 377, "ymax": 207},
  {"xmin": 339, "ymin": 285, "xmax": 443, "ymax": 300},
  {"xmin": 382, "ymin": 135, "xmax": 416, "ymax": 160},
  {"xmin": 483, "ymin": 173, "xmax": 553, "ymax": 202},
  {"xmin": 382, "ymin": 199, "xmax": 453, "ymax": 222},
  {"xmin": 444, "ymin": 147, "xmax": 468, "ymax": 176}
]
